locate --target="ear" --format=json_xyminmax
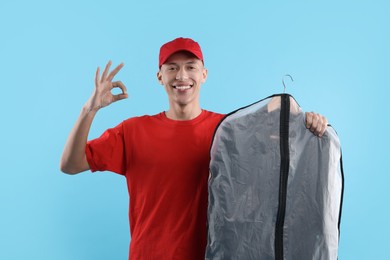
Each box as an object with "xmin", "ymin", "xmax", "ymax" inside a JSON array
[
  {"xmin": 157, "ymin": 70, "xmax": 163, "ymax": 85},
  {"xmin": 201, "ymin": 68, "xmax": 208, "ymax": 83}
]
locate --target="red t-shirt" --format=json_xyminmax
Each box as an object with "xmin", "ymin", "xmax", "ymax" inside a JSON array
[{"xmin": 86, "ymin": 110, "xmax": 224, "ymax": 260}]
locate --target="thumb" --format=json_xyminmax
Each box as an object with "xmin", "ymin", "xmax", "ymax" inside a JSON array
[{"xmin": 112, "ymin": 93, "xmax": 129, "ymax": 102}]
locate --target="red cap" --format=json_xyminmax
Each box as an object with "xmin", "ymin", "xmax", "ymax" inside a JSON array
[{"xmin": 159, "ymin": 37, "xmax": 203, "ymax": 67}]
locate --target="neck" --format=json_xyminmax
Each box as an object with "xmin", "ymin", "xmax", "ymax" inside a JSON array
[{"xmin": 165, "ymin": 104, "xmax": 202, "ymax": 121}]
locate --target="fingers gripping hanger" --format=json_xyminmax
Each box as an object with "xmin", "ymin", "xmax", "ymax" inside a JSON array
[{"xmin": 282, "ymin": 74, "xmax": 294, "ymax": 93}]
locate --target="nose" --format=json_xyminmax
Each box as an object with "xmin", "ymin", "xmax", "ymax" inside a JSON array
[{"xmin": 175, "ymin": 67, "xmax": 189, "ymax": 80}]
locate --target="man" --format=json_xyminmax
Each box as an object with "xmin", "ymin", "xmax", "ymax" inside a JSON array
[{"xmin": 60, "ymin": 37, "xmax": 327, "ymax": 259}]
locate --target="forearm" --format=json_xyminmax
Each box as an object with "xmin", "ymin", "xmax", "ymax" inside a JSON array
[{"xmin": 60, "ymin": 104, "xmax": 97, "ymax": 174}]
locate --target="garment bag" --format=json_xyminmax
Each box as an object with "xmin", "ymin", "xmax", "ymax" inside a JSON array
[{"xmin": 206, "ymin": 94, "xmax": 344, "ymax": 260}]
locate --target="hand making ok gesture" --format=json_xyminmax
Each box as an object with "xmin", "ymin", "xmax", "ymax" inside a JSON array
[{"xmin": 87, "ymin": 60, "xmax": 128, "ymax": 112}]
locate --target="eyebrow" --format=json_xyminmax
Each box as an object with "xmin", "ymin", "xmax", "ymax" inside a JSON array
[{"xmin": 165, "ymin": 60, "xmax": 199, "ymax": 66}]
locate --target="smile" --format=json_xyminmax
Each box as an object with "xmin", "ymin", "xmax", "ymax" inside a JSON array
[{"xmin": 172, "ymin": 84, "xmax": 193, "ymax": 90}]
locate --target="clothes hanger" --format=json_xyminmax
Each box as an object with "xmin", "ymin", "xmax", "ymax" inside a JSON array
[
  {"xmin": 282, "ymin": 74, "xmax": 294, "ymax": 93},
  {"xmin": 281, "ymin": 74, "xmax": 300, "ymax": 113},
  {"xmin": 269, "ymin": 74, "xmax": 299, "ymax": 113}
]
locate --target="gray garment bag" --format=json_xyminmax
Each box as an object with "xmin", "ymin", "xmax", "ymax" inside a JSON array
[{"xmin": 206, "ymin": 94, "xmax": 344, "ymax": 260}]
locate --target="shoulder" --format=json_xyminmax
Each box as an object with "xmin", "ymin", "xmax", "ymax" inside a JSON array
[
  {"xmin": 203, "ymin": 110, "xmax": 225, "ymax": 121},
  {"xmin": 201, "ymin": 110, "xmax": 226, "ymax": 128},
  {"xmin": 203, "ymin": 110, "xmax": 225, "ymax": 118}
]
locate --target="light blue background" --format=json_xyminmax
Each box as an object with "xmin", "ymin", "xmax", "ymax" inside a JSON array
[{"xmin": 1, "ymin": 0, "xmax": 388, "ymax": 259}]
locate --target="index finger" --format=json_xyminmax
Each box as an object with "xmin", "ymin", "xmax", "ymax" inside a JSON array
[
  {"xmin": 305, "ymin": 112, "xmax": 313, "ymax": 129},
  {"xmin": 107, "ymin": 62, "xmax": 125, "ymax": 82},
  {"xmin": 112, "ymin": 81, "xmax": 128, "ymax": 94}
]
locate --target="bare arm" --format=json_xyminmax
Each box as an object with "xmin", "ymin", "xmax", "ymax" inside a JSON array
[{"xmin": 60, "ymin": 61, "xmax": 128, "ymax": 174}]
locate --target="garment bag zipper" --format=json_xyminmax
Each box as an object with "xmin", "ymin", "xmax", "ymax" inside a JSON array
[{"xmin": 275, "ymin": 94, "xmax": 290, "ymax": 260}]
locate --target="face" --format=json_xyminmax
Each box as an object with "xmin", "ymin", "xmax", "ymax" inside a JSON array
[{"xmin": 157, "ymin": 51, "xmax": 208, "ymax": 109}]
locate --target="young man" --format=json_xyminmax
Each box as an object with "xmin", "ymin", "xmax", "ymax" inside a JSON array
[{"xmin": 60, "ymin": 37, "xmax": 327, "ymax": 259}]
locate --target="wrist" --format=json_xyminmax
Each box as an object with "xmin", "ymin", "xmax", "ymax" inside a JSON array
[
  {"xmin": 81, "ymin": 103, "xmax": 99, "ymax": 116},
  {"xmin": 83, "ymin": 97, "xmax": 102, "ymax": 114}
]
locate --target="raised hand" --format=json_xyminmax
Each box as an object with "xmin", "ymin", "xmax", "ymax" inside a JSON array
[
  {"xmin": 60, "ymin": 61, "xmax": 128, "ymax": 174},
  {"xmin": 88, "ymin": 60, "xmax": 128, "ymax": 112}
]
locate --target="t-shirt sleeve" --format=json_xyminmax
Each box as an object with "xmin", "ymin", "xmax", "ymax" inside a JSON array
[{"xmin": 85, "ymin": 122, "xmax": 126, "ymax": 175}]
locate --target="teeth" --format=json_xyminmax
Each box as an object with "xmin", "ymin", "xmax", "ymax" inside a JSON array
[{"xmin": 174, "ymin": 85, "xmax": 191, "ymax": 90}]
